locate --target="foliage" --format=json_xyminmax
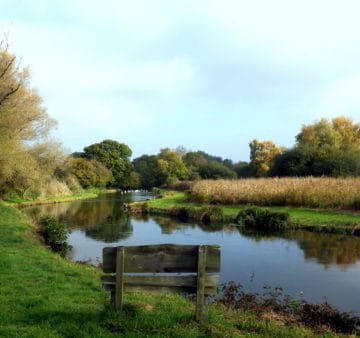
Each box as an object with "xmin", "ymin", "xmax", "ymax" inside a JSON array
[
  {"xmin": 132, "ymin": 154, "xmax": 161, "ymax": 188},
  {"xmin": 167, "ymin": 180, "xmax": 194, "ymax": 191},
  {"xmin": 157, "ymin": 148, "xmax": 190, "ymax": 185},
  {"xmin": 249, "ymin": 139, "xmax": 285, "ymax": 177},
  {"xmin": 198, "ymin": 161, "xmax": 237, "ymax": 179},
  {"xmin": 40, "ymin": 215, "xmax": 68, "ymax": 250},
  {"xmin": 236, "ymin": 207, "xmax": 290, "ymax": 231},
  {"xmin": 273, "ymin": 116, "xmax": 360, "ymax": 177},
  {"xmin": 0, "ymin": 44, "xmax": 77, "ymax": 199},
  {"xmin": 69, "ymin": 157, "xmax": 112, "ymax": 188},
  {"xmin": 81, "ymin": 139, "xmax": 133, "ymax": 189},
  {"xmin": 133, "ymin": 149, "xmax": 189, "ymax": 188},
  {"xmin": 183, "ymin": 150, "xmax": 237, "ymax": 180}
]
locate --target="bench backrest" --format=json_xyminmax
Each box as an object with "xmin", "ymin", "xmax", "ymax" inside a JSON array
[{"xmin": 101, "ymin": 244, "xmax": 221, "ymax": 321}]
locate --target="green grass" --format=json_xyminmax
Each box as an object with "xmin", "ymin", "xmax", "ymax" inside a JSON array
[
  {"xmin": 146, "ymin": 191, "xmax": 360, "ymax": 234},
  {"xmin": 0, "ymin": 202, "xmax": 335, "ymax": 337},
  {"xmin": 5, "ymin": 188, "xmax": 112, "ymax": 206}
]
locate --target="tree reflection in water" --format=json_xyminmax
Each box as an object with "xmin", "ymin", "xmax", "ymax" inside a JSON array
[{"xmin": 238, "ymin": 228, "xmax": 360, "ymax": 270}]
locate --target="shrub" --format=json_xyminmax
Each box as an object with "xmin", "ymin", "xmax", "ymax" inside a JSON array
[
  {"xmin": 169, "ymin": 207, "xmax": 189, "ymax": 221},
  {"xmin": 167, "ymin": 180, "xmax": 194, "ymax": 191},
  {"xmin": 40, "ymin": 216, "xmax": 68, "ymax": 250},
  {"xmin": 197, "ymin": 206, "xmax": 224, "ymax": 224},
  {"xmin": 236, "ymin": 207, "xmax": 290, "ymax": 231}
]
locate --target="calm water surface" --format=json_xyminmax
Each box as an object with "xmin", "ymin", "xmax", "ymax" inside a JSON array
[{"xmin": 23, "ymin": 192, "xmax": 360, "ymax": 314}]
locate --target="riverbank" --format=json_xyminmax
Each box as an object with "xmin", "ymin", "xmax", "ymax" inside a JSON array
[
  {"xmin": 3, "ymin": 188, "xmax": 116, "ymax": 206},
  {"xmin": 0, "ymin": 202, "xmax": 345, "ymax": 337},
  {"xmin": 129, "ymin": 191, "xmax": 360, "ymax": 235}
]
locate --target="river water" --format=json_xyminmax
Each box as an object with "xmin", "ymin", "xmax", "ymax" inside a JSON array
[{"xmin": 23, "ymin": 191, "xmax": 360, "ymax": 314}]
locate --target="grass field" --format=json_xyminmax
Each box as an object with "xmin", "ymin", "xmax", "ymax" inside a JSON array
[
  {"xmin": 145, "ymin": 191, "xmax": 360, "ymax": 234},
  {"xmin": 189, "ymin": 177, "xmax": 360, "ymax": 210},
  {"xmin": 0, "ymin": 202, "xmax": 331, "ymax": 337}
]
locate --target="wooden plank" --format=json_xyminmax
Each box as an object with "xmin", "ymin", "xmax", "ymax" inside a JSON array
[
  {"xmin": 102, "ymin": 283, "xmax": 218, "ymax": 295},
  {"xmin": 115, "ymin": 247, "xmax": 124, "ymax": 311},
  {"xmin": 102, "ymin": 274, "xmax": 219, "ymax": 288},
  {"xmin": 196, "ymin": 245, "xmax": 207, "ymax": 322},
  {"xmin": 103, "ymin": 244, "xmax": 220, "ymax": 273},
  {"xmin": 102, "ymin": 274, "xmax": 219, "ymax": 295}
]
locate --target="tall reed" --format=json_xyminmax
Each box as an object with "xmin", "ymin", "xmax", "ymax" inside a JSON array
[{"xmin": 189, "ymin": 177, "xmax": 360, "ymax": 209}]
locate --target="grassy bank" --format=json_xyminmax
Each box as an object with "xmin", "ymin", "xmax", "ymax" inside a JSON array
[
  {"xmin": 4, "ymin": 188, "xmax": 114, "ymax": 206},
  {"xmin": 0, "ymin": 202, "xmax": 342, "ymax": 337},
  {"xmin": 137, "ymin": 191, "xmax": 360, "ymax": 235}
]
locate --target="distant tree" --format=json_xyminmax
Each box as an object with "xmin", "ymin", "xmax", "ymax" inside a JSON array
[
  {"xmin": 69, "ymin": 158, "xmax": 112, "ymax": 188},
  {"xmin": 273, "ymin": 116, "xmax": 360, "ymax": 177},
  {"xmin": 156, "ymin": 148, "xmax": 189, "ymax": 185},
  {"xmin": 234, "ymin": 161, "xmax": 252, "ymax": 178},
  {"xmin": 198, "ymin": 161, "xmax": 237, "ymax": 179},
  {"xmin": 82, "ymin": 139, "xmax": 133, "ymax": 189},
  {"xmin": 133, "ymin": 155, "xmax": 160, "ymax": 188},
  {"xmin": 249, "ymin": 139, "xmax": 284, "ymax": 177},
  {"xmin": 183, "ymin": 150, "xmax": 237, "ymax": 179}
]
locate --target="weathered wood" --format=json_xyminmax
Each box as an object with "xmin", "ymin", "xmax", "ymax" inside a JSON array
[
  {"xmin": 103, "ymin": 244, "xmax": 220, "ymax": 273},
  {"xmin": 196, "ymin": 245, "xmax": 207, "ymax": 321},
  {"xmin": 102, "ymin": 244, "xmax": 221, "ymax": 320},
  {"xmin": 115, "ymin": 247, "xmax": 124, "ymax": 311},
  {"xmin": 101, "ymin": 274, "xmax": 219, "ymax": 295}
]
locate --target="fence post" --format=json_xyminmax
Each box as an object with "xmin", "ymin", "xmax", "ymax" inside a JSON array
[
  {"xmin": 115, "ymin": 247, "xmax": 124, "ymax": 311},
  {"xmin": 196, "ymin": 245, "xmax": 207, "ymax": 322}
]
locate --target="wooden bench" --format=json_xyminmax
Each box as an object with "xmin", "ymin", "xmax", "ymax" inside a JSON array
[{"xmin": 101, "ymin": 244, "xmax": 221, "ymax": 321}]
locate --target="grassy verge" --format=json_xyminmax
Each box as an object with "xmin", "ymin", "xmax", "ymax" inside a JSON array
[
  {"xmin": 4, "ymin": 188, "xmax": 114, "ymax": 206},
  {"xmin": 140, "ymin": 191, "xmax": 360, "ymax": 235},
  {"xmin": 0, "ymin": 202, "xmax": 337, "ymax": 337}
]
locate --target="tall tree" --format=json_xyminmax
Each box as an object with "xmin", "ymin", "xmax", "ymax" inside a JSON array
[
  {"xmin": 249, "ymin": 139, "xmax": 284, "ymax": 177},
  {"xmin": 82, "ymin": 139, "xmax": 133, "ymax": 189},
  {"xmin": 0, "ymin": 43, "xmax": 57, "ymax": 197}
]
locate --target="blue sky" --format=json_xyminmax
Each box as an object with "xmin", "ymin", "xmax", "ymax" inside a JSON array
[{"xmin": 2, "ymin": 0, "xmax": 360, "ymax": 161}]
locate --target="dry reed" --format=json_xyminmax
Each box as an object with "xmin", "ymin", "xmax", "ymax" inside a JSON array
[{"xmin": 189, "ymin": 177, "xmax": 360, "ymax": 209}]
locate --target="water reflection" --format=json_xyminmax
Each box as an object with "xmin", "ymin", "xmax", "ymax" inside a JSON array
[
  {"xmin": 238, "ymin": 228, "xmax": 360, "ymax": 269},
  {"xmin": 23, "ymin": 194, "xmax": 360, "ymax": 270}
]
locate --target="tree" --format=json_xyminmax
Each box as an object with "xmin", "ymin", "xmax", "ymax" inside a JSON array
[
  {"xmin": 133, "ymin": 154, "xmax": 160, "ymax": 188},
  {"xmin": 0, "ymin": 42, "xmax": 58, "ymax": 197},
  {"xmin": 183, "ymin": 150, "xmax": 237, "ymax": 179},
  {"xmin": 82, "ymin": 139, "xmax": 133, "ymax": 189},
  {"xmin": 69, "ymin": 158, "xmax": 112, "ymax": 188},
  {"xmin": 249, "ymin": 139, "xmax": 284, "ymax": 177},
  {"xmin": 156, "ymin": 148, "xmax": 189, "ymax": 185},
  {"xmin": 273, "ymin": 116, "xmax": 360, "ymax": 177}
]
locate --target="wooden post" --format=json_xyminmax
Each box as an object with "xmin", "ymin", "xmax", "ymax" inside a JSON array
[
  {"xmin": 115, "ymin": 247, "xmax": 124, "ymax": 311},
  {"xmin": 196, "ymin": 245, "xmax": 207, "ymax": 322}
]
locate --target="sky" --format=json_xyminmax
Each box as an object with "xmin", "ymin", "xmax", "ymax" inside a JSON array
[{"xmin": 2, "ymin": 0, "xmax": 360, "ymax": 161}]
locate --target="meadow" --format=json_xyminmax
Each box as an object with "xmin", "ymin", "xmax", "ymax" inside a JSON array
[{"xmin": 188, "ymin": 177, "xmax": 360, "ymax": 210}]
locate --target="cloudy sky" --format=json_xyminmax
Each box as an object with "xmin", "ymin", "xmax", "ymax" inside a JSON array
[{"xmin": 2, "ymin": 0, "xmax": 360, "ymax": 161}]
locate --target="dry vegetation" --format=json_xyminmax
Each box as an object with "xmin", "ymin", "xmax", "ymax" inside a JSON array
[{"xmin": 189, "ymin": 177, "xmax": 360, "ymax": 210}]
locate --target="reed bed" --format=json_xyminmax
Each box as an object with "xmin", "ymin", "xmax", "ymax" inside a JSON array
[{"xmin": 188, "ymin": 177, "xmax": 360, "ymax": 210}]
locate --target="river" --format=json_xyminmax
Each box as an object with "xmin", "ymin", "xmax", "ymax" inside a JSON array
[{"xmin": 22, "ymin": 191, "xmax": 360, "ymax": 314}]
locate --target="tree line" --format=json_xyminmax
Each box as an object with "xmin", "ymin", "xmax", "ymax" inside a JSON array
[{"xmin": 2, "ymin": 43, "xmax": 360, "ymax": 199}]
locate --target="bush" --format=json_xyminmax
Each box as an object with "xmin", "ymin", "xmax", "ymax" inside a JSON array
[
  {"xmin": 169, "ymin": 207, "xmax": 189, "ymax": 221},
  {"xmin": 236, "ymin": 207, "xmax": 289, "ymax": 231},
  {"xmin": 40, "ymin": 216, "xmax": 68, "ymax": 250},
  {"xmin": 167, "ymin": 180, "xmax": 194, "ymax": 191},
  {"xmin": 197, "ymin": 206, "xmax": 224, "ymax": 224}
]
